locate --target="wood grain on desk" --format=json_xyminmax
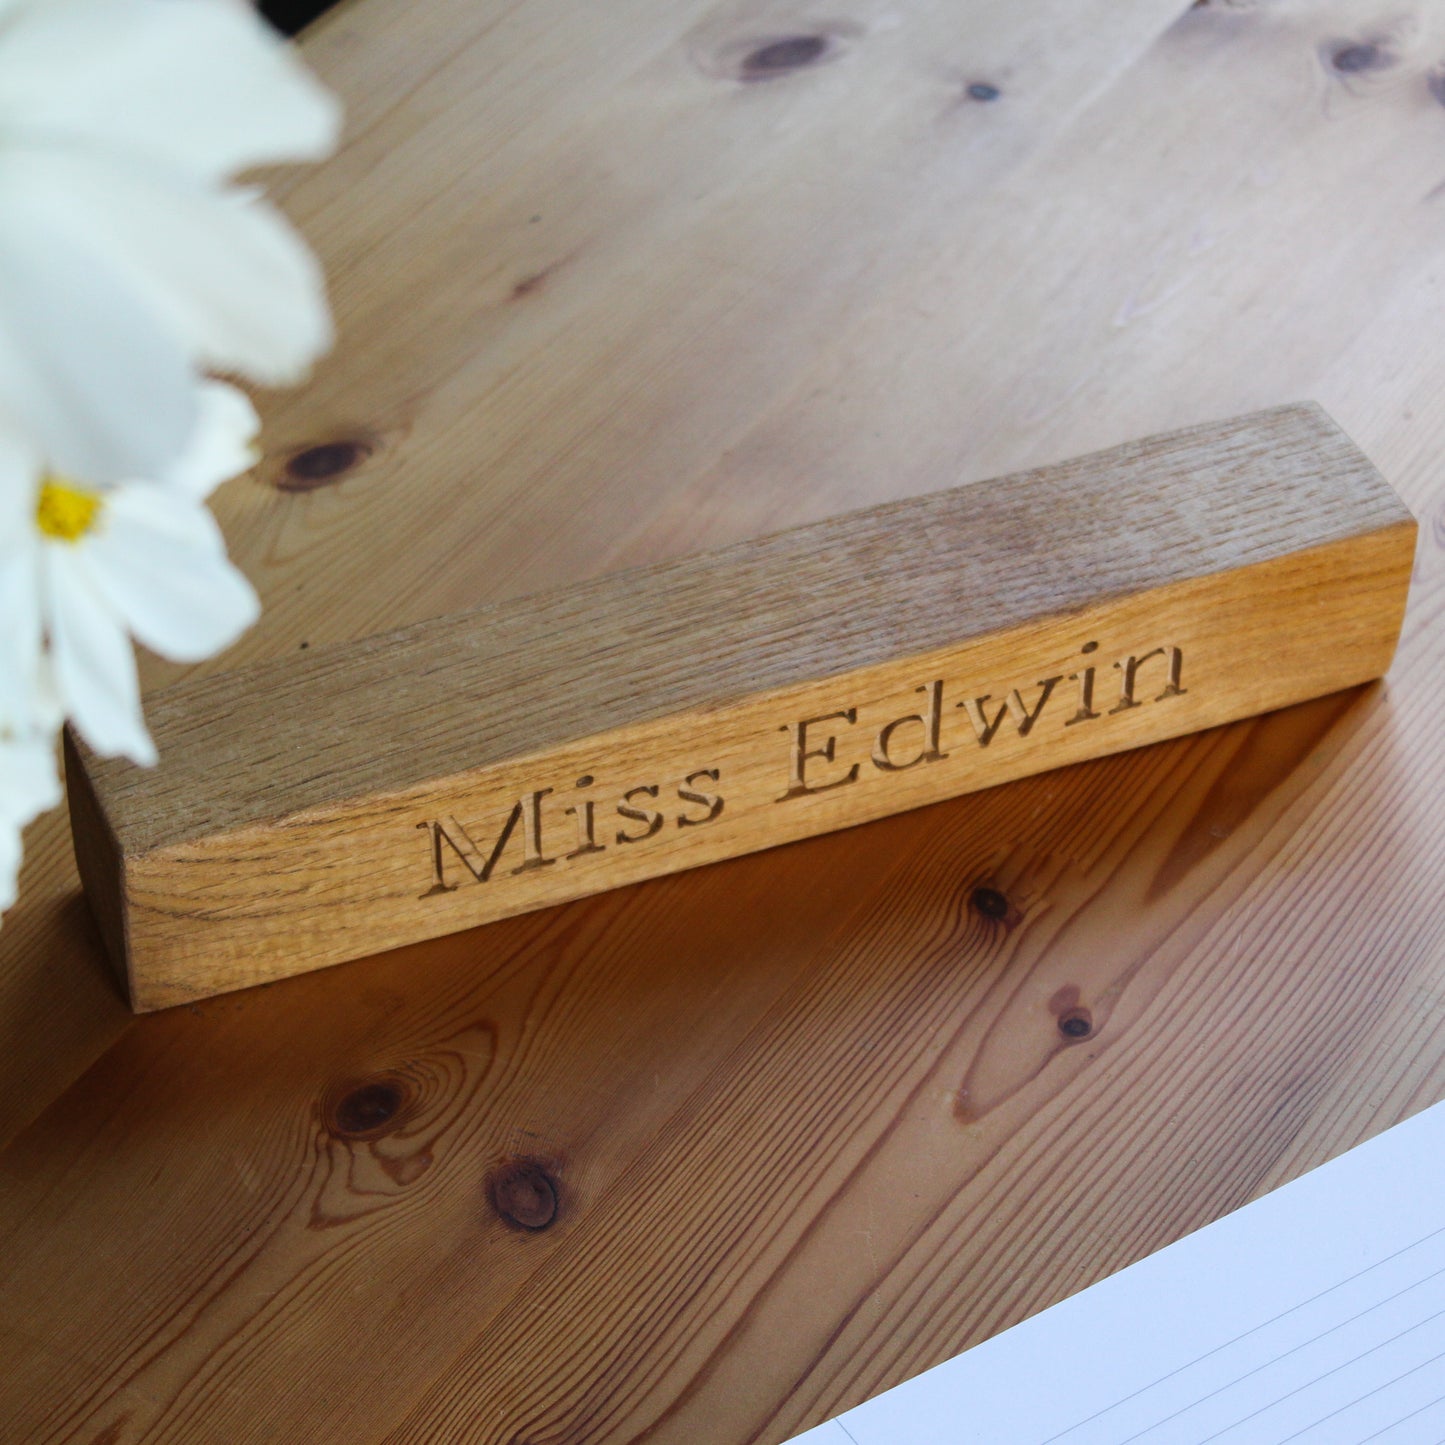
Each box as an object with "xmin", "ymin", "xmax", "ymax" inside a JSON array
[
  {"xmin": 4, "ymin": 0, "xmax": 1445, "ymax": 1440},
  {"xmin": 70, "ymin": 405, "xmax": 1414, "ymax": 1009}
]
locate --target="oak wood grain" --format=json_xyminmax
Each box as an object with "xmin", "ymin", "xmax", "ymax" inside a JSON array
[
  {"xmin": 69, "ymin": 404, "xmax": 1415, "ymax": 1009},
  {"xmin": 6, "ymin": 0, "xmax": 1445, "ymax": 1440}
]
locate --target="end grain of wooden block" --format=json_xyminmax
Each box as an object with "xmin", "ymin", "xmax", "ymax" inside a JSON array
[{"xmin": 66, "ymin": 403, "xmax": 1417, "ymax": 1010}]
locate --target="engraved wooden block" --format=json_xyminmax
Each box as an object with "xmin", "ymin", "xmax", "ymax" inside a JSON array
[{"xmin": 65, "ymin": 403, "xmax": 1416, "ymax": 1011}]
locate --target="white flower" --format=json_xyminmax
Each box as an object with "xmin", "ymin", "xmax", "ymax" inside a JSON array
[
  {"xmin": 0, "ymin": 494, "xmax": 52, "ymax": 738},
  {"xmin": 0, "ymin": 730, "xmax": 59, "ymax": 913},
  {"xmin": 0, "ymin": 470, "xmax": 60, "ymax": 919},
  {"xmin": 0, "ymin": 381, "xmax": 263, "ymax": 767},
  {"xmin": 0, "ymin": 0, "xmax": 340, "ymax": 483}
]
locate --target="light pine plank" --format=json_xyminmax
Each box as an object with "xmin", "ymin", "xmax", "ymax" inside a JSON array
[
  {"xmin": 191, "ymin": 0, "xmax": 1199, "ymax": 675},
  {"xmin": 0, "ymin": 0, "xmax": 1189, "ymax": 1150},
  {"xmin": 8, "ymin": 0, "xmax": 1445, "ymax": 1442},
  {"xmin": 608, "ymin": 0, "xmax": 1445, "ymax": 566}
]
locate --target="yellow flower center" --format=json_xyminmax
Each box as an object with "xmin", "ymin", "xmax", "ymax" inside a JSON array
[{"xmin": 35, "ymin": 477, "xmax": 102, "ymax": 543}]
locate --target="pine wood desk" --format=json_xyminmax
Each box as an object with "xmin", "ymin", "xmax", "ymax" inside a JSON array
[{"xmin": 4, "ymin": 1, "xmax": 1444, "ymax": 1439}]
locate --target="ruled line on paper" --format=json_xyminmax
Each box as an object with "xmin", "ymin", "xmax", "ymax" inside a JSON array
[
  {"xmin": 1044, "ymin": 1239, "xmax": 1445, "ymax": 1443},
  {"xmin": 1071, "ymin": 1245, "xmax": 1445, "ymax": 1444},
  {"xmin": 784, "ymin": 1099, "xmax": 1445, "ymax": 1445}
]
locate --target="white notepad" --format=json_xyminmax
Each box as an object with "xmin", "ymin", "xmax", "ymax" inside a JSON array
[{"xmin": 788, "ymin": 1099, "xmax": 1445, "ymax": 1445}]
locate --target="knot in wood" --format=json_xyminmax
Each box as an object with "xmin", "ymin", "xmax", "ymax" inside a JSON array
[
  {"xmin": 970, "ymin": 885, "xmax": 1010, "ymax": 920},
  {"xmin": 1058, "ymin": 1008, "xmax": 1093, "ymax": 1040},
  {"xmin": 489, "ymin": 1159, "xmax": 559, "ymax": 1231},
  {"xmin": 741, "ymin": 34, "xmax": 829, "ymax": 78},
  {"xmin": 280, "ymin": 439, "xmax": 373, "ymax": 491},
  {"xmin": 1330, "ymin": 42, "xmax": 1387, "ymax": 75},
  {"xmin": 325, "ymin": 1074, "xmax": 411, "ymax": 1139}
]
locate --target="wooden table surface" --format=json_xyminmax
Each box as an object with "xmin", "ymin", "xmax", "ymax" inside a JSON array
[{"xmin": 5, "ymin": 1, "xmax": 1445, "ymax": 1440}]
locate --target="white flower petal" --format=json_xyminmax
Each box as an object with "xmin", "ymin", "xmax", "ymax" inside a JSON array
[
  {"xmin": 0, "ymin": 433, "xmax": 59, "ymax": 739},
  {"xmin": 43, "ymin": 547, "xmax": 155, "ymax": 765},
  {"xmin": 0, "ymin": 811, "xmax": 22, "ymax": 912},
  {"xmin": 0, "ymin": 728, "xmax": 56, "ymax": 916},
  {"xmin": 84, "ymin": 487, "xmax": 259, "ymax": 664},
  {"xmin": 0, "ymin": 204, "xmax": 195, "ymax": 482},
  {"xmin": 0, "ymin": 541, "xmax": 46, "ymax": 735},
  {"xmin": 0, "ymin": 0, "xmax": 340, "ymax": 181},
  {"xmin": 0, "ymin": 730, "xmax": 60, "ymax": 911},
  {"xmin": 161, "ymin": 382, "xmax": 260, "ymax": 501},
  {"xmin": 0, "ymin": 422, "xmax": 38, "ymax": 550},
  {"xmin": 0, "ymin": 731, "xmax": 59, "ymax": 825},
  {"xmin": 0, "ymin": 818, "xmax": 19, "ymax": 912},
  {"xmin": 0, "ymin": 148, "xmax": 332, "ymax": 393}
]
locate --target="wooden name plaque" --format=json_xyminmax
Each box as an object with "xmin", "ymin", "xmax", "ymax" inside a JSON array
[{"xmin": 66, "ymin": 403, "xmax": 1415, "ymax": 1011}]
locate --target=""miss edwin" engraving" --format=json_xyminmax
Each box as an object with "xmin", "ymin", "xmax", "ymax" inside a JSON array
[{"xmin": 417, "ymin": 640, "xmax": 1184, "ymax": 896}]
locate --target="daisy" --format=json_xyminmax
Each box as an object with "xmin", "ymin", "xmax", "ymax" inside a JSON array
[
  {"xmin": 1, "ymin": 381, "xmax": 263, "ymax": 768},
  {"xmin": 0, "ymin": 0, "xmax": 340, "ymax": 483}
]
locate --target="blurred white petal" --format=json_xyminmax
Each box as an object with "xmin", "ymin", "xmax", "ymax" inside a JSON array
[
  {"xmin": 0, "ymin": 731, "xmax": 58, "ymax": 823},
  {"xmin": 0, "ymin": 817, "xmax": 19, "ymax": 912},
  {"xmin": 0, "ymin": 542, "xmax": 45, "ymax": 735},
  {"xmin": 161, "ymin": 381, "xmax": 260, "ymax": 500},
  {"xmin": 0, "ymin": 0, "xmax": 340, "ymax": 181},
  {"xmin": 0, "ymin": 203, "xmax": 195, "ymax": 482},
  {"xmin": 0, "ymin": 0, "xmax": 337, "ymax": 481},
  {"xmin": 10, "ymin": 378, "xmax": 263, "ymax": 763},
  {"xmin": 0, "ymin": 149, "xmax": 332, "ymax": 389},
  {"xmin": 0, "ymin": 0, "xmax": 341, "ymax": 919},
  {"xmin": 43, "ymin": 547, "xmax": 155, "ymax": 766},
  {"xmin": 85, "ymin": 486, "xmax": 259, "ymax": 663},
  {"xmin": 0, "ymin": 730, "xmax": 59, "ymax": 914},
  {"xmin": 0, "ymin": 422, "xmax": 38, "ymax": 549},
  {"xmin": 0, "ymin": 439, "xmax": 50, "ymax": 738}
]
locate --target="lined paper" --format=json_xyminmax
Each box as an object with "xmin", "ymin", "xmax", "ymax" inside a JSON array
[{"xmin": 787, "ymin": 1100, "xmax": 1445, "ymax": 1445}]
